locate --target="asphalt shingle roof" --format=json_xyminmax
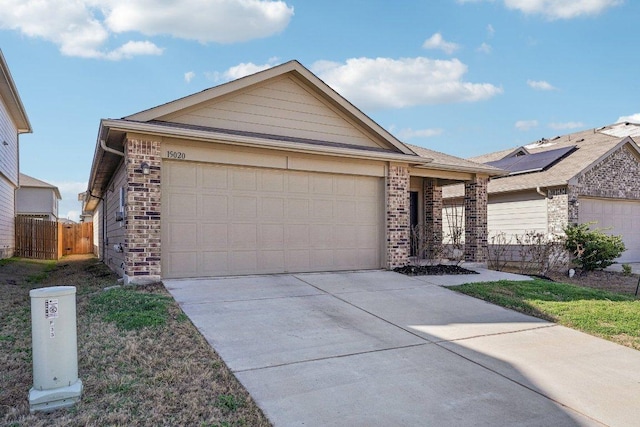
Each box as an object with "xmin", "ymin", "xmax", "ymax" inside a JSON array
[{"xmin": 443, "ymin": 122, "xmax": 640, "ymax": 198}]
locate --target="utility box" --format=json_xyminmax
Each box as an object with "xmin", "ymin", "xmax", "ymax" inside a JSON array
[{"xmin": 29, "ymin": 286, "xmax": 83, "ymax": 413}]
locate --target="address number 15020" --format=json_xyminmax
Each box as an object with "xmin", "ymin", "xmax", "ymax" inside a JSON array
[{"xmin": 167, "ymin": 151, "xmax": 186, "ymax": 159}]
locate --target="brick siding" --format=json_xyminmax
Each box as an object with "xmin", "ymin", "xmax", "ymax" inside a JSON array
[
  {"xmin": 125, "ymin": 137, "xmax": 162, "ymax": 282},
  {"xmin": 464, "ymin": 176, "xmax": 488, "ymax": 262},
  {"xmin": 386, "ymin": 164, "xmax": 410, "ymax": 268},
  {"xmin": 424, "ymin": 178, "xmax": 443, "ymax": 258}
]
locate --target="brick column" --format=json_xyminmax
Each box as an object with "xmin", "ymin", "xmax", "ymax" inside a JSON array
[
  {"xmin": 464, "ymin": 175, "xmax": 488, "ymax": 263},
  {"xmin": 386, "ymin": 164, "xmax": 410, "ymax": 268},
  {"xmin": 124, "ymin": 137, "xmax": 162, "ymax": 284},
  {"xmin": 424, "ymin": 178, "xmax": 443, "ymax": 259}
]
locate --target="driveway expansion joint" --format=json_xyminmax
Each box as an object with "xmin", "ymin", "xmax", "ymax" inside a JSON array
[{"xmin": 232, "ymin": 342, "xmax": 432, "ymax": 374}]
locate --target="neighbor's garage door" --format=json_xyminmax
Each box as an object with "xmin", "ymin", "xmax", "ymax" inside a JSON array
[
  {"xmin": 579, "ymin": 198, "xmax": 640, "ymax": 262},
  {"xmin": 162, "ymin": 161, "xmax": 384, "ymax": 278}
]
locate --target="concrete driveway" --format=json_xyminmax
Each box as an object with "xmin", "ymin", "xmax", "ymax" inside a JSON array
[{"xmin": 165, "ymin": 269, "xmax": 640, "ymax": 426}]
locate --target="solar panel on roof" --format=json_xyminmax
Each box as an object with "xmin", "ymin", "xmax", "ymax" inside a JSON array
[{"xmin": 486, "ymin": 145, "xmax": 576, "ymax": 175}]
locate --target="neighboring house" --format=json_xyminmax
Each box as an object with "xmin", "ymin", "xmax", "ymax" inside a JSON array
[
  {"xmin": 0, "ymin": 50, "xmax": 32, "ymax": 259},
  {"xmin": 16, "ymin": 173, "xmax": 61, "ymax": 221},
  {"xmin": 83, "ymin": 60, "xmax": 501, "ymax": 283},
  {"xmin": 443, "ymin": 122, "xmax": 640, "ymax": 263}
]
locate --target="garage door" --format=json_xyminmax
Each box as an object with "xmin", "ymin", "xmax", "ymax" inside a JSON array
[
  {"xmin": 579, "ymin": 198, "xmax": 640, "ymax": 262},
  {"xmin": 162, "ymin": 161, "xmax": 384, "ymax": 278}
]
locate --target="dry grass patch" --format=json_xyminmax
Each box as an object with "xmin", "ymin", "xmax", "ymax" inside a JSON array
[{"xmin": 1, "ymin": 256, "xmax": 271, "ymax": 426}]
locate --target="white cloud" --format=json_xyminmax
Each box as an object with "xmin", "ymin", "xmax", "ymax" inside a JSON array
[
  {"xmin": 104, "ymin": 41, "xmax": 163, "ymax": 61},
  {"xmin": 504, "ymin": 0, "xmax": 622, "ymax": 20},
  {"xmin": 105, "ymin": 0, "xmax": 294, "ymax": 43},
  {"xmin": 515, "ymin": 120, "xmax": 539, "ymax": 131},
  {"xmin": 64, "ymin": 210, "xmax": 81, "ymax": 222},
  {"xmin": 0, "ymin": 0, "xmax": 294, "ymax": 60},
  {"xmin": 184, "ymin": 71, "xmax": 196, "ymax": 83},
  {"xmin": 458, "ymin": 0, "xmax": 621, "ymax": 19},
  {"xmin": 422, "ymin": 33, "xmax": 460, "ymax": 55},
  {"xmin": 549, "ymin": 121, "xmax": 584, "ymax": 130},
  {"xmin": 311, "ymin": 57, "xmax": 502, "ymax": 110},
  {"xmin": 487, "ymin": 24, "xmax": 495, "ymax": 37},
  {"xmin": 396, "ymin": 128, "xmax": 444, "ymax": 140},
  {"xmin": 49, "ymin": 181, "xmax": 87, "ymax": 222},
  {"xmin": 477, "ymin": 42, "xmax": 492, "ymax": 53},
  {"xmin": 527, "ymin": 79, "xmax": 556, "ymax": 91},
  {"xmin": 616, "ymin": 113, "xmax": 640, "ymax": 124},
  {"xmin": 206, "ymin": 60, "xmax": 279, "ymax": 83}
]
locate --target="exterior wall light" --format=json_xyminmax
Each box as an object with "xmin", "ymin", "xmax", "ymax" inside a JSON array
[
  {"xmin": 141, "ymin": 161, "xmax": 150, "ymax": 175},
  {"xmin": 568, "ymin": 197, "xmax": 579, "ymax": 207}
]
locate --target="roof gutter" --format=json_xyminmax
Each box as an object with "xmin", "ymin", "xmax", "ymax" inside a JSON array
[
  {"xmin": 100, "ymin": 138, "xmax": 124, "ymax": 156},
  {"xmin": 536, "ymin": 186, "xmax": 547, "ymax": 198}
]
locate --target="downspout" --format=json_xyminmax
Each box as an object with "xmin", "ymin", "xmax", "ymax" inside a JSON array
[
  {"xmin": 536, "ymin": 186, "xmax": 547, "ymax": 198},
  {"xmin": 98, "ymin": 139, "xmax": 123, "ymax": 261}
]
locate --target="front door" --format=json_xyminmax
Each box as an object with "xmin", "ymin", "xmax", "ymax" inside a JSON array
[{"xmin": 409, "ymin": 191, "xmax": 418, "ymax": 257}]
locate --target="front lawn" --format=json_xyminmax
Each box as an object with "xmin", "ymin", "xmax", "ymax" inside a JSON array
[{"xmin": 449, "ymin": 279, "xmax": 640, "ymax": 350}]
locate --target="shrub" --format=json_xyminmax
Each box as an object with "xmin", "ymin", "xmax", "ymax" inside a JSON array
[{"xmin": 564, "ymin": 223, "xmax": 625, "ymax": 271}]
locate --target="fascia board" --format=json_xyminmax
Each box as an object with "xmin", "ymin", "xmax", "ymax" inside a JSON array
[
  {"xmin": 413, "ymin": 163, "xmax": 507, "ymax": 177},
  {"xmin": 102, "ymin": 119, "xmax": 433, "ymax": 165}
]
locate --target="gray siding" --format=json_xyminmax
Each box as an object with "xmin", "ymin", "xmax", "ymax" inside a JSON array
[
  {"xmin": 92, "ymin": 200, "xmax": 103, "ymax": 259},
  {"xmin": 16, "ymin": 187, "xmax": 57, "ymax": 219},
  {"xmin": 103, "ymin": 162, "xmax": 127, "ymax": 276},
  {"xmin": 0, "ymin": 175, "xmax": 15, "ymax": 258},
  {"xmin": 0, "ymin": 96, "xmax": 18, "ymax": 258}
]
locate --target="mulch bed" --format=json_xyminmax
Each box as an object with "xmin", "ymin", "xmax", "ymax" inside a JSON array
[{"xmin": 394, "ymin": 264, "xmax": 479, "ymax": 276}]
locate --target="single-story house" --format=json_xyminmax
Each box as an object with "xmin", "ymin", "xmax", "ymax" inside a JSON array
[
  {"xmin": 443, "ymin": 122, "xmax": 640, "ymax": 263},
  {"xmin": 16, "ymin": 173, "xmax": 61, "ymax": 221},
  {"xmin": 83, "ymin": 60, "xmax": 501, "ymax": 283},
  {"xmin": 0, "ymin": 50, "xmax": 32, "ymax": 259}
]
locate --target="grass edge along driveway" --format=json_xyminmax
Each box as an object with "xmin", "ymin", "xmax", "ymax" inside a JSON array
[{"xmin": 449, "ymin": 279, "xmax": 640, "ymax": 351}]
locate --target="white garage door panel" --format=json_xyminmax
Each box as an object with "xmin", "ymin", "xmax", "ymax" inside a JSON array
[
  {"xmin": 579, "ymin": 198, "xmax": 640, "ymax": 262},
  {"xmin": 163, "ymin": 161, "xmax": 383, "ymax": 278}
]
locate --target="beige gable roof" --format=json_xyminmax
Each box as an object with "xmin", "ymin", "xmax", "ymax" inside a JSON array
[
  {"xmin": 408, "ymin": 143, "xmax": 504, "ymax": 175},
  {"xmin": 19, "ymin": 173, "xmax": 61, "ymax": 199},
  {"xmin": 126, "ymin": 60, "xmax": 414, "ymax": 155},
  {"xmin": 444, "ymin": 123, "xmax": 640, "ymax": 198}
]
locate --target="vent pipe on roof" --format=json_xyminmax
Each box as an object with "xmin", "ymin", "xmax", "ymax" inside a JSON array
[{"xmin": 100, "ymin": 139, "xmax": 124, "ymax": 157}]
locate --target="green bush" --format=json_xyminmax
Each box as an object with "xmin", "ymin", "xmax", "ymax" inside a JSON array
[{"xmin": 564, "ymin": 223, "xmax": 625, "ymax": 271}]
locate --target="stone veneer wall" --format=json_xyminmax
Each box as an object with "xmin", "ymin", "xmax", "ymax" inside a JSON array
[
  {"xmin": 464, "ymin": 176, "xmax": 488, "ymax": 262},
  {"xmin": 424, "ymin": 178, "xmax": 443, "ymax": 258},
  {"xmin": 547, "ymin": 187, "xmax": 569, "ymax": 233},
  {"xmin": 125, "ymin": 137, "xmax": 162, "ymax": 283},
  {"xmin": 570, "ymin": 145, "xmax": 640, "ymax": 224},
  {"xmin": 386, "ymin": 164, "xmax": 410, "ymax": 268}
]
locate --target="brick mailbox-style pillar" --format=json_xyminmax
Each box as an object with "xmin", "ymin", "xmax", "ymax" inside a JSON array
[
  {"xmin": 424, "ymin": 178, "xmax": 443, "ymax": 259},
  {"xmin": 124, "ymin": 137, "xmax": 162, "ymax": 284},
  {"xmin": 464, "ymin": 175, "xmax": 488, "ymax": 263},
  {"xmin": 386, "ymin": 164, "xmax": 410, "ymax": 269}
]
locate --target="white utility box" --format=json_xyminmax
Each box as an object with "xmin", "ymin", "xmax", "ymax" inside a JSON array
[{"xmin": 29, "ymin": 286, "xmax": 83, "ymax": 413}]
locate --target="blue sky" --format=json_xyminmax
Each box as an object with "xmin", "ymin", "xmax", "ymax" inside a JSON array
[{"xmin": 1, "ymin": 0, "xmax": 638, "ymax": 220}]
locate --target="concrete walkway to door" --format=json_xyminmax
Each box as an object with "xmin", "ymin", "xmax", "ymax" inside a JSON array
[{"xmin": 165, "ymin": 269, "xmax": 640, "ymax": 427}]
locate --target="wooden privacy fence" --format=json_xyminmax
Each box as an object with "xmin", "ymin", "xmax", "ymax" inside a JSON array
[
  {"xmin": 60, "ymin": 221, "xmax": 93, "ymax": 256},
  {"xmin": 15, "ymin": 217, "xmax": 93, "ymax": 260}
]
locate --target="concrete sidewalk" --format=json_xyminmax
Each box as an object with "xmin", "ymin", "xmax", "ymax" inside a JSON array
[{"xmin": 166, "ymin": 269, "xmax": 640, "ymax": 426}]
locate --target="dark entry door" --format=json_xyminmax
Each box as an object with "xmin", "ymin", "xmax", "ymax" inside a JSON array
[{"xmin": 409, "ymin": 191, "xmax": 418, "ymax": 256}]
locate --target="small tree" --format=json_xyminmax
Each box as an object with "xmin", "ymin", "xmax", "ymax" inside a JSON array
[{"xmin": 564, "ymin": 223, "xmax": 625, "ymax": 271}]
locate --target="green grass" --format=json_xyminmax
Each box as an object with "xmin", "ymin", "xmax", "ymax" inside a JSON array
[
  {"xmin": 450, "ymin": 279, "xmax": 640, "ymax": 350},
  {"xmin": 90, "ymin": 287, "xmax": 173, "ymax": 330}
]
